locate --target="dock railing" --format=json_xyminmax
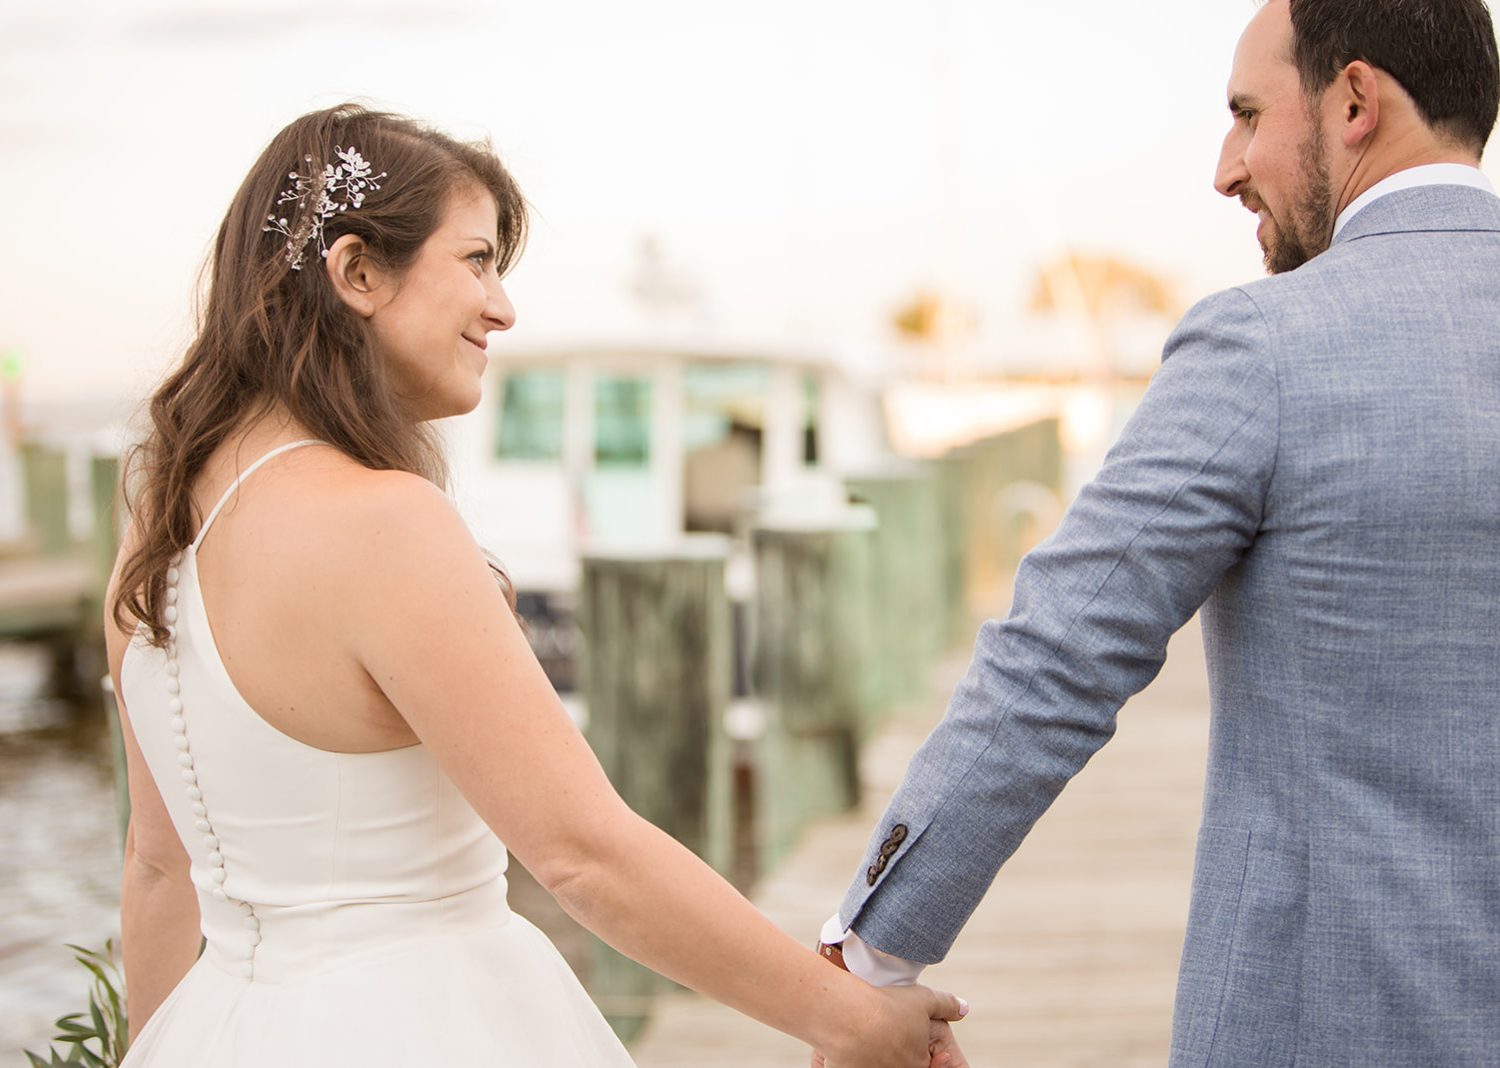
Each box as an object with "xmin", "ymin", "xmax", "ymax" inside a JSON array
[{"xmin": 569, "ymin": 416, "xmax": 1063, "ymax": 1040}]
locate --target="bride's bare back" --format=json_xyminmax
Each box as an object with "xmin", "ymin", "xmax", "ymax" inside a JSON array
[{"xmin": 185, "ymin": 427, "xmax": 421, "ymax": 753}]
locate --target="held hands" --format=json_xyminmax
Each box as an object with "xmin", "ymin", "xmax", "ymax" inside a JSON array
[
  {"xmin": 923, "ymin": 1014, "xmax": 971, "ymax": 1068},
  {"xmin": 813, "ymin": 984, "xmax": 970, "ymax": 1068}
]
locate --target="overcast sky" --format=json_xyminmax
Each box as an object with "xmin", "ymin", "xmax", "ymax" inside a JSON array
[{"xmin": 3, "ymin": 0, "xmax": 1498, "ymax": 414}]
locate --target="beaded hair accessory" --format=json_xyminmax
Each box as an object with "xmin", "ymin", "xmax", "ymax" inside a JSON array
[{"xmin": 262, "ymin": 146, "xmax": 386, "ymax": 271}]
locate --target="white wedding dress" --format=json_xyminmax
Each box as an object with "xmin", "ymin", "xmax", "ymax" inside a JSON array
[{"xmin": 119, "ymin": 442, "xmax": 635, "ymax": 1066}]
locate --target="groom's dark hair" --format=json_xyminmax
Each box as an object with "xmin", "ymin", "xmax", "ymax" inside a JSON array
[{"xmin": 1288, "ymin": 0, "xmax": 1500, "ymax": 154}]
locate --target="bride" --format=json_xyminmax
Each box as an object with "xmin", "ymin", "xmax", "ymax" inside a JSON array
[{"xmin": 104, "ymin": 104, "xmax": 967, "ymax": 1067}]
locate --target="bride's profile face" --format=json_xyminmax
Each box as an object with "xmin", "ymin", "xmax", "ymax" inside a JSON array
[{"xmin": 367, "ymin": 186, "xmax": 516, "ymax": 421}]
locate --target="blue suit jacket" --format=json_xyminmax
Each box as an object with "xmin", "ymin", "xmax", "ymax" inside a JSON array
[{"xmin": 840, "ymin": 184, "xmax": 1500, "ymax": 1066}]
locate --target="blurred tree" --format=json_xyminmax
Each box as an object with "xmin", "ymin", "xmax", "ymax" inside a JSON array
[
  {"xmin": 890, "ymin": 290, "xmax": 977, "ymax": 379},
  {"xmin": 1029, "ymin": 254, "xmax": 1179, "ymax": 379},
  {"xmin": 1030, "ymin": 254, "xmax": 1178, "ymax": 319}
]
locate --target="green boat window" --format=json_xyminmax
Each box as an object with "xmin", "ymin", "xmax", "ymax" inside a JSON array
[
  {"xmin": 594, "ymin": 374, "xmax": 652, "ymax": 467},
  {"xmin": 496, "ymin": 369, "xmax": 565, "ymax": 461}
]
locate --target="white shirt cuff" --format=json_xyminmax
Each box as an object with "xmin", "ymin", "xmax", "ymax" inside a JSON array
[{"xmin": 820, "ymin": 914, "xmax": 926, "ymax": 987}]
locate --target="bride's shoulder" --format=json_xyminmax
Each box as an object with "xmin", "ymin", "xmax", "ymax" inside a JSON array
[
  {"xmin": 288, "ymin": 461, "xmax": 496, "ymax": 636},
  {"xmin": 289, "ymin": 457, "xmax": 478, "ymax": 569},
  {"xmin": 303, "ymin": 454, "xmax": 446, "ymax": 506}
]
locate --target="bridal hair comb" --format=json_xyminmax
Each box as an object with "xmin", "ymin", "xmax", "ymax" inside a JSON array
[{"xmin": 262, "ymin": 146, "xmax": 387, "ymax": 271}]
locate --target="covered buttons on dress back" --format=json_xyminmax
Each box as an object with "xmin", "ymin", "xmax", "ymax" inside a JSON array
[{"xmin": 163, "ymin": 550, "xmax": 262, "ymax": 979}]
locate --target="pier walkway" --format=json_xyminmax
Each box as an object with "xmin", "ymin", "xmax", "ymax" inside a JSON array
[{"xmin": 631, "ymin": 610, "xmax": 1211, "ymax": 1067}]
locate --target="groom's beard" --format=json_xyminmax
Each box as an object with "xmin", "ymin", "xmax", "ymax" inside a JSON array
[{"xmin": 1257, "ymin": 122, "xmax": 1336, "ymax": 275}]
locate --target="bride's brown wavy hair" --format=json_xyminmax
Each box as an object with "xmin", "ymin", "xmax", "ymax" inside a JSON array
[{"xmin": 114, "ymin": 103, "xmax": 527, "ymax": 646}]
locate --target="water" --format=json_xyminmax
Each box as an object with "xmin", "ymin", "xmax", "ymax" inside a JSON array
[{"xmin": 0, "ymin": 646, "xmax": 121, "ymax": 1065}]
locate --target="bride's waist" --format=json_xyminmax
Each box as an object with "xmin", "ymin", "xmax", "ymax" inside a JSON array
[{"xmin": 200, "ymin": 876, "xmax": 513, "ymax": 984}]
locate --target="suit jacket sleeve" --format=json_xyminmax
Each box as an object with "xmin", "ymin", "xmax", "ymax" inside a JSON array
[{"xmin": 840, "ymin": 287, "xmax": 1281, "ymax": 964}]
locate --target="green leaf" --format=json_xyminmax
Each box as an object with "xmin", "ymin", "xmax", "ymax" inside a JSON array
[
  {"xmin": 75, "ymin": 958, "xmax": 108, "ymax": 987},
  {"xmin": 35, "ymin": 940, "xmax": 128, "ymax": 1068},
  {"xmin": 89, "ymin": 998, "xmax": 107, "ymax": 1039}
]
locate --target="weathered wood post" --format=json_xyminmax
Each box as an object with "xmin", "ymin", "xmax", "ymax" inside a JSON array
[
  {"xmin": 89, "ymin": 455, "xmax": 120, "ymax": 591},
  {"xmin": 956, "ymin": 418, "xmax": 1064, "ymax": 605},
  {"xmin": 927, "ymin": 454, "xmax": 973, "ymax": 648},
  {"xmin": 102, "ymin": 676, "xmax": 130, "ymax": 846},
  {"xmin": 750, "ymin": 506, "xmax": 877, "ymax": 869},
  {"xmin": 577, "ymin": 538, "xmax": 733, "ymax": 1041},
  {"xmin": 20, "ymin": 443, "xmax": 71, "ymax": 557},
  {"xmin": 18, "ymin": 443, "xmax": 84, "ymax": 701},
  {"xmin": 845, "ymin": 471, "xmax": 945, "ymax": 719},
  {"xmin": 93, "ymin": 455, "xmax": 129, "ymax": 842}
]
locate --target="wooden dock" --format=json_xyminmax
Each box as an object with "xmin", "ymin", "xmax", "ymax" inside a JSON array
[
  {"xmin": 628, "ymin": 609, "xmax": 1211, "ymax": 1067},
  {"xmin": 0, "ymin": 449, "xmax": 120, "ymax": 702},
  {"xmin": 0, "ymin": 557, "xmax": 94, "ymax": 639}
]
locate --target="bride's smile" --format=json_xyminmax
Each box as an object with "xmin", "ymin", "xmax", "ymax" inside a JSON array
[{"xmin": 356, "ymin": 186, "xmax": 515, "ymax": 422}]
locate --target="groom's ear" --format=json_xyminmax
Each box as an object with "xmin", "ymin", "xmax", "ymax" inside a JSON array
[
  {"xmin": 324, "ymin": 233, "xmax": 388, "ymax": 318},
  {"xmin": 1330, "ymin": 60, "xmax": 1381, "ymax": 150}
]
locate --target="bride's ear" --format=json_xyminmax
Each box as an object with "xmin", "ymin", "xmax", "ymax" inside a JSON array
[{"xmin": 324, "ymin": 233, "xmax": 386, "ymax": 317}]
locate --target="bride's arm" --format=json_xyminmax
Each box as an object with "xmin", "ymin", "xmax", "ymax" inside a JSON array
[
  {"xmin": 338, "ymin": 475, "xmax": 963, "ymax": 1068},
  {"xmin": 106, "ymin": 560, "xmax": 202, "ymax": 1041},
  {"xmin": 115, "ymin": 739, "xmax": 201, "ymax": 1041}
]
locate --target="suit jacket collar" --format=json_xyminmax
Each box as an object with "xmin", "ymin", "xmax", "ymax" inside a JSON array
[{"xmin": 1332, "ymin": 183, "xmax": 1500, "ymax": 247}]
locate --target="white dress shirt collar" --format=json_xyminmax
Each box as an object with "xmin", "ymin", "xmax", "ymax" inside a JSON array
[{"xmin": 1333, "ymin": 163, "xmax": 1496, "ymax": 238}]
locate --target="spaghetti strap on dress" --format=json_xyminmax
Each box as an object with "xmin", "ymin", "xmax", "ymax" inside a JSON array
[{"xmin": 119, "ymin": 442, "xmax": 634, "ymax": 1066}]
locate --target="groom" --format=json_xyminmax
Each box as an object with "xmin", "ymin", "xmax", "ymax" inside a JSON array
[{"xmin": 821, "ymin": 0, "xmax": 1500, "ymax": 1064}]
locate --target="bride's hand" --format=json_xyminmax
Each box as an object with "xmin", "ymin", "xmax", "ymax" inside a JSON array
[
  {"xmin": 926, "ymin": 1017, "xmax": 971, "ymax": 1068},
  {"xmin": 812, "ymin": 984, "xmax": 968, "ymax": 1068}
]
